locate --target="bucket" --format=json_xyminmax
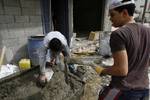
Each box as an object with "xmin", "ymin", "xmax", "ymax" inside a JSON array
[
  {"xmin": 19, "ymin": 59, "xmax": 31, "ymax": 70},
  {"xmin": 28, "ymin": 36, "xmax": 44, "ymax": 66}
]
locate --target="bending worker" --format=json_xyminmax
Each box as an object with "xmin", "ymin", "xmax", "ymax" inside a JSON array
[
  {"xmin": 38, "ymin": 31, "xmax": 70, "ymax": 83},
  {"xmin": 95, "ymin": 0, "xmax": 150, "ymax": 100}
]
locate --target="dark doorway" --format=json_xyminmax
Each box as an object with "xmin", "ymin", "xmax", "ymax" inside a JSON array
[
  {"xmin": 73, "ymin": 0, "xmax": 106, "ymax": 35},
  {"xmin": 51, "ymin": 0, "xmax": 73, "ymax": 45},
  {"xmin": 41, "ymin": 0, "xmax": 73, "ymax": 45}
]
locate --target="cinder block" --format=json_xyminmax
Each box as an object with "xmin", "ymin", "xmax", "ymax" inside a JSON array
[
  {"xmin": 22, "ymin": 7, "xmax": 41, "ymax": 16},
  {"xmin": 4, "ymin": 7, "xmax": 21, "ymax": 15},
  {"xmin": 88, "ymin": 31, "xmax": 99, "ymax": 41},
  {"xmin": 18, "ymin": 38, "xmax": 28, "ymax": 45},
  {"xmin": 0, "ymin": 15, "xmax": 14, "ymax": 24},
  {"xmin": 15, "ymin": 16, "xmax": 29, "ymax": 23},
  {"xmin": 0, "ymin": 2, "xmax": 3, "ymax": 10},
  {"xmin": 3, "ymin": 0, "xmax": 20, "ymax": 7},
  {"xmin": 20, "ymin": 0, "xmax": 40, "ymax": 8},
  {"xmin": 29, "ymin": 16, "xmax": 42, "ymax": 23},
  {"xmin": 24, "ymin": 23, "xmax": 43, "ymax": 36},
  {"xmin": 0, "ymin": 0, "xmax": 2, "ymax": 4},
  {"xmin": 146, "ymin": 18, "xmax": 150, "ymax": 23},
  {"xmin": 0, "ymin": 24, "xmax": 9, "ymax": 39},
  {"xmin": 7, "ymin": 23, "xmax": 25, "ymax": 38},
  {"xmin": 0, "ymin": 24, "xmax": 8, "ymax": 30},
  {"xmin": 0, "ymin": 32, "xmax": 9, "ymax": 39},
  {"xmin": 24, "ymin": 23, "xmax": 43, "ymax": 35},
  {"xmin": 2, "ymin": 38, "xmax": 19, "ymax": 47},
  {"xmin": 0, "ymin": 10, "xmax": 3, "ymax": 15},
  {"xmin": 0, "ymin": 2, "xmax": 3, "ymax": 15}
]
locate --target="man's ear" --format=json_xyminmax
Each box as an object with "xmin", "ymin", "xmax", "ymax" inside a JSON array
[{"xmin": 122, "ymin": 9, "xmax": 129, "ymax": 16}]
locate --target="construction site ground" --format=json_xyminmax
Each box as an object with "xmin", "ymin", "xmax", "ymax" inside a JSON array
[{"xmin": 0, "ymin": 36, "xmax": 112, "ymax": 100}]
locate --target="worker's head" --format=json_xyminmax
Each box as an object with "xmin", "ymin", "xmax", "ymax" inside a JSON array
[
  {"xmin": 48, "ymin": 38, "xmax": 63, "ymax": 52},
  {"xmin": 109, "ymin": 0, "xmax": 136, "ymax": 27}
]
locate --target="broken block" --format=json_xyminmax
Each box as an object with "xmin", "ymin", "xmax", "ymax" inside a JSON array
[{"xmin": 88, "ymin": 31, "xmax": 99, "ymax": 41}]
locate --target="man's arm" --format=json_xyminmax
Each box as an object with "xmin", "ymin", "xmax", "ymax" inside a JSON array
[
  {"xmin": 102, "ymin": 50, "xmax": 128, "ymax": 76},
  {"xmin": 62, "ymin": 44, "xmax": 70, "ymax": 57},
  {"xmin": 38, "ymin": 45, "xmax": 47, "ymax": 75}
]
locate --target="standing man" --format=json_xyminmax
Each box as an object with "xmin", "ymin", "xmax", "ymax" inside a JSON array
[
  {"xmin": 96, "ymin": 0, "xmax": 150, "ymax": 99},
  {"xmin": 38, "ymin": 31, "xmax": 70, "ymax": 84}
]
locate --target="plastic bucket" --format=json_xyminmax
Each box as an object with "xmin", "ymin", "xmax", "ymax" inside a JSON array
[{"xmin": 28, "ymin": 36, "xmax": 44, "ymax": 66}]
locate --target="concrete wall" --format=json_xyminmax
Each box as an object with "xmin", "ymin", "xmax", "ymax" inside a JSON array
[
  {"xmin": 103, "ymin": 0, "xmax": 111, "ymax": 31},
  {"xmin": 134, "ymin": 0, "xmax": 150, "ymax": 22},
  {"xmin": 0, "ymin": 0, "xmax": 43, "ymax": 64}
]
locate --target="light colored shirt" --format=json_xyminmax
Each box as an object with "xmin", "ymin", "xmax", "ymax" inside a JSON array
[
  {"xmin": 38, "ymin": 31, "xmax": 70, "ymax": 74},
  {"xmin": 43, "ymin": 31, "xmax": 68, "ymax": 48}
]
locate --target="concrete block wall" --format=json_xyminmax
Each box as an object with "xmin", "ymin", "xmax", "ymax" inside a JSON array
[
  {"xmin": 103, "ymin": 0, "xmax": 150, "ymax": 31},
  {"xmin": 103, "ymin": 0, "xmax": 111, "ymax": 31},
  {"xmin": 0, "ymin": 0, "xmax": 43, "ymax": 65},
  {"xmin": 134, "ymin": 0, "xmax": 150, "ymax": 22}
]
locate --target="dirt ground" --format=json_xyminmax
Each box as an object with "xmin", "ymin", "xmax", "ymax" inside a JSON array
[{"xmin": 0, "ymin": 65, "xmax": 85, "ymax": 100}]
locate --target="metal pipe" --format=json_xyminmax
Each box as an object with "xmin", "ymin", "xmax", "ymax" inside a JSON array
[{"xmin": 142, "ymin": 0, "xmax": 148, "ymax": 23}]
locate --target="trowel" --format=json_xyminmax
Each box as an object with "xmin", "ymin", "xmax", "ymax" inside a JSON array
[{"xmin": 35, "ymin": 67, "xmax": 54, "ymax": 88}]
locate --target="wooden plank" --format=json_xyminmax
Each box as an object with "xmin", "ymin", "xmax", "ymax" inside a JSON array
[{"xmin": 0, "ymin": 46, "xmax": 6, "ymax": 69}]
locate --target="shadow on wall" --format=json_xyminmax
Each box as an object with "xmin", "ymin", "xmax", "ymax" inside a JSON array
[
  {"xmin": 8, "ymin": 44, "xmax": 28, "ymax": 66},
  {"xmin": 0, "ymin": 23, "xmax": 43, "ymax": 66}
]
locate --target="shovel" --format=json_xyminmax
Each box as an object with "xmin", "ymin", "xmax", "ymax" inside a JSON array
[{"xmin": 64, "ymin": 60, "xmax": 69, "ymax": 84}]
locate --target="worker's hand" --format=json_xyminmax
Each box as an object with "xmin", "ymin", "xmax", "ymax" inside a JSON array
[
  {"xmin": 39, "ymin": 74, "xmax": 47, "ymax": 82},
  {"xmin": 37, "ymin": 74, "xmax": 47, "ymax": 88},
  {"xmin": 50, "ymin": 58, "xmax": 55, "ymax": 65},
  {"xmin": 89, "ymin": 62, "xmax": 104, "ymax": 75},
  {"xmin": 95, "ymin": 66, "xmax": 104, "ymax": 75},
  {"xmin": 39, "ymin": 74, "xmax": 47, "ymax": 84}
]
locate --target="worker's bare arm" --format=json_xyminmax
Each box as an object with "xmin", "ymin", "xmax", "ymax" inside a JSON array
[
  {"xmin": 102, "ymin": 50, "xmax": 128, "ymax": 76},
  {"xmin": 62, "ymin": 45, "xmax": 70, "ymax": 57},
  {"xmin": 38, "ymin": 45, "xmax": 47, "ymax": 74}
]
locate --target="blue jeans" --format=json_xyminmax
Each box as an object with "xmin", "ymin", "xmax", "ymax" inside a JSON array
[{"xmin": 118, "ymin": 89, "xmax": 149, "ymax": 100}]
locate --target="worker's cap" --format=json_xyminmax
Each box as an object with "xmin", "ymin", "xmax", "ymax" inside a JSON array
[{"xmin": 109, "ymin": 0, "xmax": 135, "ymax": 10}]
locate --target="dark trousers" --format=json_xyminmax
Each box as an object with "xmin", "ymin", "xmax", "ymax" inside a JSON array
[
  {"xmin": 118, "ymin": 89, "xmax": 149, "ymax": 100},
  {"xmin": 99, "ymin": 86, "xmax": 149, "ymax": 100}
]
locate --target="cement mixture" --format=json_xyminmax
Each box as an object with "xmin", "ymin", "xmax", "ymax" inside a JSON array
[
  {"xmin": 0, "ymin": 37, "xmax": 112, "ymax": 100},
  {"xmin": 0, "ymin": 60, "xmax": 104, "ymax": 100}
]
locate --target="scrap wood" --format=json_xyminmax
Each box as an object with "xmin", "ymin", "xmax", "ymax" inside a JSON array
[
  {"xmin": 64, "ymin": 60, "xmax": 69, "ymax": 84},
  {"xmin": 0, "ymin": 46, "xmax": 6, "ymax": 70},
  {"xmin": 73, "ymin": 51, "xmax": 95, "ymax": 56},
  {"xmin": 68, "ymin": 72, "xmax": 85, "ymax": 84}
]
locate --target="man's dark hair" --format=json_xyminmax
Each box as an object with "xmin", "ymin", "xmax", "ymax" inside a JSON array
[
  {"xmin": 48, "ymin": 38, "xmax": 62, "ymax": 52},
  {"xmin": 114, "ymin": 4, "xmax": 136, "ymax": 16}
]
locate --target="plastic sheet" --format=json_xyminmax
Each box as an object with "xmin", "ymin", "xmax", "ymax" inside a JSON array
[{"xmin": 0, "ymin": 64, "xmax": 20, "ymax": 79}]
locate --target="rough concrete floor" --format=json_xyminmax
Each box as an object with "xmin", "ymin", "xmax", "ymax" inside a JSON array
[{"xmin": 0, "ymin": 37, "xmax": 112, "ymax": 100}]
